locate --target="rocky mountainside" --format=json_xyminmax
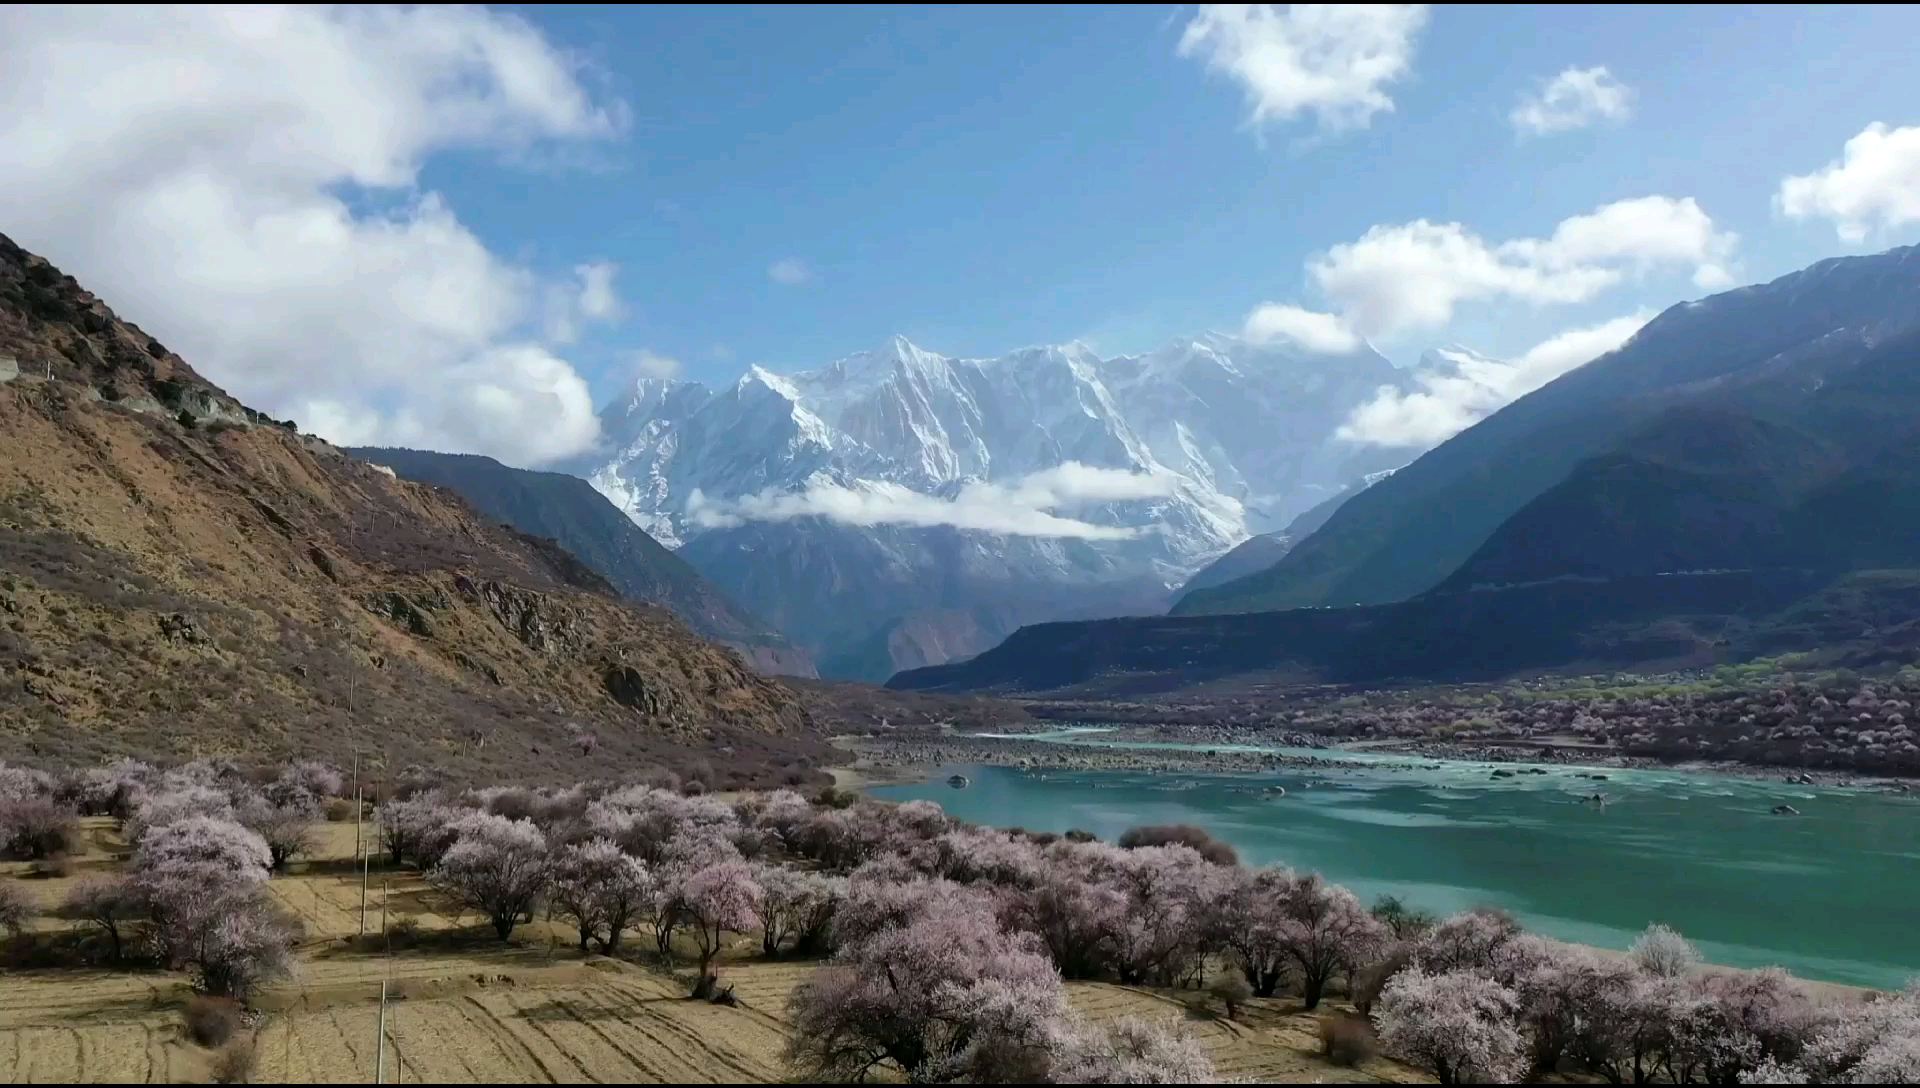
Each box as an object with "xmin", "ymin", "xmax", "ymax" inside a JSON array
[
  {"xmin": 584, "ymin": 333, "xmax": 1407, "ymax": 677},
  {"xmin": 899, "ymin": 245, "xmax": 1920, "ymax": 694},
  {"xmin": 1178, "ymin": 245, "xmax": 1920, "ymax": 616},
  {"xmin": 347, "ymin": 448, "xmax": 816, "ymax": 678},
  {"xmin": 0, "ymin": 233, "xmax": 822, "ymax": 786}
]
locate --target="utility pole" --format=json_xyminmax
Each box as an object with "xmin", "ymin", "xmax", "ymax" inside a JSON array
[{"xmin": 375, "ymin": 979, "xmax": 388, "ymax": 1085}]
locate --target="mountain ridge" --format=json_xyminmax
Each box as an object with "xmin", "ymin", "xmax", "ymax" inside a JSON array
[
  {"xmin": 1176, "ymin": 244, "xmax": 1920, "ymax": 617},
  {"xmin": 0, "ymin": 231, "xmax": 822, "ymax": 786}
]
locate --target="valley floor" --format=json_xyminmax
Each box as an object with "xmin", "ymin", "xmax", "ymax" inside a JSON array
[{"xmin": 0, "ymin": 821, "xmax": 1426, "ymax": 1084}]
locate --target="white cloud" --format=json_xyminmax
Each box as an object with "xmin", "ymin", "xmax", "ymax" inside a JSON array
[
  {"xmin": 545, "ymin": 259, "xmax": 622, "ymax": 344},
  {"xmin": 0, "ymin": 5, "xmax": 626, "ymax": 467},
  {"xmin": 1336, "ymin": 310, "xmax": 1653, "ymax": 447},
  {"xmin": 768, "ymin": 257, "xmax": 814, "ymax": 285},
  {"xmin": 1242, "ymin": 303, "xmax": 1360, "ymax": 352},
  {"xmin": 1510, "ymin": 66, "xmax": 1633, "ymax": 136},
  {"xmin": 1777, "ymin": 122, "xmax": 1920, "ymax": 243},
  {"xmin": 1304, "ymin": 196, "xmax": 1735, "ymax": 337},
  {"xmin": 575, "ymin": 261, "xmax": 621, "ymax": 321},
  {"xmin": 630, "ymin": 349, "xmax": 683, "ymax": 381},
  {"xmin": 686, "ymin": 462, "xmax": 1180, "ymax": 540},
  {"xmin": 1178, "ymin": 4, "xmax": 1429, "ymax": 134}
]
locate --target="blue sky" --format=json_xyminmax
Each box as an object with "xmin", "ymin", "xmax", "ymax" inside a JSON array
[
  {"xmin": 442, "ymin": 4, "xmax": 1920, "ymax": 394},
  {"xmin": 4, "ymin": 5, "xmax": 1919, "ymax": 465}
]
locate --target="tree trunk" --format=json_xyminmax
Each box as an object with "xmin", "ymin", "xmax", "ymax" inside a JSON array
[
  {"xmin": 578, "ymin": 926, "xmax": 592, "ymax": 952},
  {"xmin": 1302, "ymin": 970, "xmax": 1327, "ymax": 1009},
  {"xmin": 494, "ymin": 915, "xmax": 514, "ymax": 940}
]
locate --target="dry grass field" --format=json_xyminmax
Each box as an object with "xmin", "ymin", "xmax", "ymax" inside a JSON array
[{"xmin": 0, "ymin": 820, "xmax": 1427, "ymax": 1084}]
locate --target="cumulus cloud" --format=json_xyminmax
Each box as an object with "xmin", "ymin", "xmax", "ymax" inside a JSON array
[
  {"xmin": 1178, "ymin": 4, "xmax": 1429, "ymax": 134},
  {"xmin": 630, "ymin": 349, "xmax": 684, "ymax": 381},
  {"xmin": 1778, "ymin": 122, "xmax": 1920, "ymax": 243},
  {"xmin": 1336, "ymin": 310, "xmax": 1653, "ymax": 447},
  {"xmin": 1242, "ymin": 303, "xmax": 1361, "ymax": 352},
  {"xmin": 768, "ymin": 257, "xmax": 814, "ymax": 285},
  {"xmin": 1305, "ymin": 196, "xmax": 1734, "ymax": 338},
  {"xmin": 1510, "ymin": 66, "xmax": 1633, "ymax": 136},
  {"xmin": 0, "ymin": 5, "xmax": 626, "ymax": 467},
  {"xmin": 686, "ymin": 462, "xmax": 1180, "ymax": 540}
]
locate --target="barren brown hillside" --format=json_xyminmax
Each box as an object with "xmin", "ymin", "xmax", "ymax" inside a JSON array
[{"xmin": 0, "ymin": 233, "xmax": 824, "ymax": 786}]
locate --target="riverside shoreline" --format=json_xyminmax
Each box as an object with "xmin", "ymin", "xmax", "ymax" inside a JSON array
[{"xmin": 832, "ymin": 722, "xmax": 1920, "ymax": 793}]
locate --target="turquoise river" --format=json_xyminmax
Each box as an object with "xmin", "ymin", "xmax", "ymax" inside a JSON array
[{"xmin": 869, "ymin": 729, "xmax": 1920, "ymax": 989}]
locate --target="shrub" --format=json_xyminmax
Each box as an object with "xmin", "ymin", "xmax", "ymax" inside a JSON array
[
  {"xmin": 387, "ymin": 916, "xmax": 422, "ymax": 947},
  {"xmin": 1055, "ymin": 1015, "xmax": 1219, "ymax": 1083},
  {"xmin": 815, "ymin": 785, "xmax": 857, "ymax": 810},
  {"xmin": 1209, "ymin": 969, "xmax": 1253, "ymax": 1020},
  {"xmin": 1320, "ymin": 1015, "xmax": 1379, "ymax": 1067},
  {"xmin": 31, "ymin": 853, "xmax": 74, "ymax": 879},
  {"xmin": 324, "ymin": 798, "xmax": 357, "ymax": 823},
  {"xmin": 1117, "ymin": 824, "xmax": 1238, "ymax": 866},
  {"xmin": 185, "ymin": 995, "xmax": 241, "ymax": 1046},
  {"xmin": 210, "ymin": 1037, "xmax": 258, "ymax": 1084},
  {"xmin": 0, "ymin": 879, "xmax": 30, "ymax": 936}
]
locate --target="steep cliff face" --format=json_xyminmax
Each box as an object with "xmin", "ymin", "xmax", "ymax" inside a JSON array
[{"xmin": 0, "ymin": 232, "xmax": 821, "ymax": 785}]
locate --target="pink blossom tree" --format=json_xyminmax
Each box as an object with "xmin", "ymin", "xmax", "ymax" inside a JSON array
[
  {"xmin": 192, "ymin": 899, "xmax": 299, "ymax": 999},
  {"xmin": 265, "ymin": 760, "xmax": 343, "ymax": 808},
  {"xmin": 1630, "ymin": 922, "xmax": 1702, "ymax": 979},
  {"xmin": 428, "ymin": 814, "xmax": 549, "ymax": 940},
  {"xmin": 1375, "ymin": 966, "xmax": 1527, "ymax": 1084},
  {"xmin": 549, "ymin": 838, "xmax": 653, "ymax": 953},
  {"xmin": 127, "ymin": 785, "xmax": 236, "ymax": 845},
  {"xmin": 1414, "ymin": 907, "xmax": 1524, "ymax": 976},
  {"xmin": 1216, "ymin": 866, "xmax": 1297, "ymax": 996},
  {"xmin": 1750, "ymin": 982, "xmax": 1920, "ymax": 1083},
  {"xmin": 377, "ymin": 794, "xmax": 461, "ymax": 867},
  {"xmin": 236, "ymin": 793, "xmax": 318, "ymax": 870},
  {"xmin": 1014, "ymin": 871, "xmax": 1126, "ymax": 979},
  {"xmin": 134, "ymin": 815, "xmax": 272, "ymax": 879},
  {"xmin": 787, "ymin": 900, "xmax": 1070, "ymax": 1082},
  {"xmin": 677, "ymin": 859, "xmax": 762, "ymax": 993},
  {"xmin": 751, "ymin": 863, "xmax": 843, "ymax": 958},
  {"xmin": 1277, "ymin": 873, "xmax": 1390, "ymax": 1009},
  {"xmin": 0, "ymin": 795, "xmax": 78, "ymax": 859}
]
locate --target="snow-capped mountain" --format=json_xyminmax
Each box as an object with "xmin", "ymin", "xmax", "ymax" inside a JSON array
[{"xmin": 583, "ymin": 333, "xmax": 1407, "ymax": 678}]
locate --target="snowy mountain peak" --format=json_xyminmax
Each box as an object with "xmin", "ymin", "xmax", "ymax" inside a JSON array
[{"xmin": 584, "ymin": 333, "xmax": 1417, "ymax": 672}]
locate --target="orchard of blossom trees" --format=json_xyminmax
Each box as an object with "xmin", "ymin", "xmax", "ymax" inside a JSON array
[{"xmin": 4, "ymin": 757, "xmax": 1919, "ymax": 1083}]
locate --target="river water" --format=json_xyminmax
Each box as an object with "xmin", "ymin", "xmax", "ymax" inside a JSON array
[{"xmin": 868, "ymin": 730, "xmax": 1920, "ymax": 989}]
